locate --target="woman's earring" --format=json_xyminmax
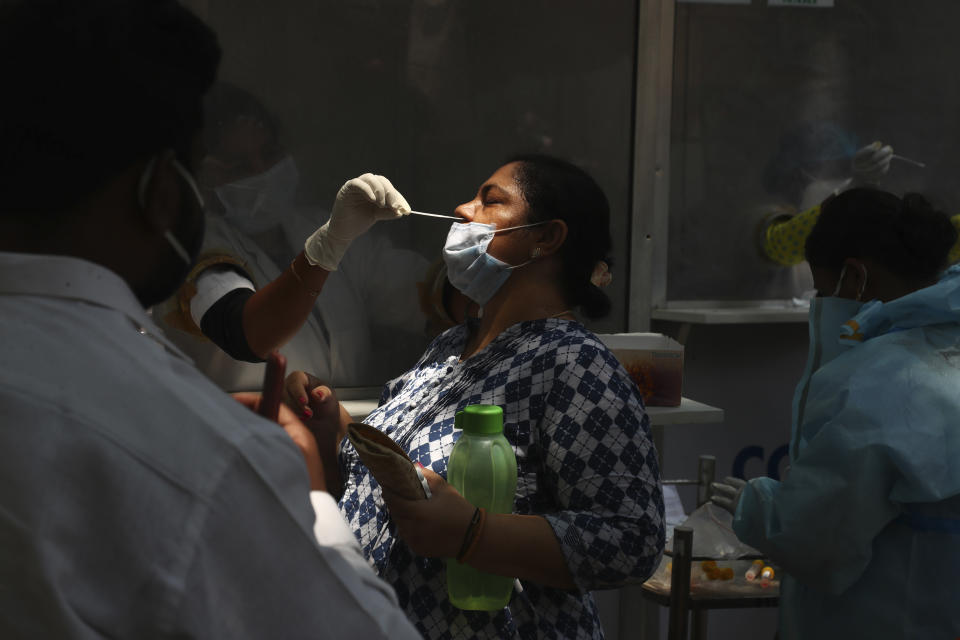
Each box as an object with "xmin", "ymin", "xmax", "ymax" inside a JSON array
[{"xmin": 531, "ymin": 247, "xmax": 542, "ymax": 259}]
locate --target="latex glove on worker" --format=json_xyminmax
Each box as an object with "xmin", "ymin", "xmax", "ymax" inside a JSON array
[
  {"xmin": 710, "ymin": 476, "xmax": 748, "ymax": 516},
  {"xmin": 304, "ymin": 173, "xmax": 411, "ymax": 271},
  {"xmin": 851, "ymin": 140, "xmax": 894, "ymax": 185}
]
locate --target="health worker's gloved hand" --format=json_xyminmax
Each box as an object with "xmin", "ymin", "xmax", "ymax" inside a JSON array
[
  {"xmin": 304, "ymin": 173, "xmax": 411, "ymax": 271},
  {"xmin": 852, "ymin": 141, "xmax": 893, "ymax": 185},
  {"xmin": 710, "ymin": 476, "xmax": 748, "ymax": 516}
]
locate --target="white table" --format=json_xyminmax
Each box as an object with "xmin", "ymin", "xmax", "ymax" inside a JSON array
[
  {"xmin": 646, "ymin": 398, "xmax": 724, "ymax": 470},
  {"xmin": 647, "ymin": 398, "xmax": 723, "ymax": 426}
]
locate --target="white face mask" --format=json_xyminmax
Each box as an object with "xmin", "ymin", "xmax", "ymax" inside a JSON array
[
  {"xmin": 137, "ymin": 155, "xmax": 205, "ymax": 266},
  {"xmin": 214, "ymin": 155, "xmax": 299, "ymax": 234},
  {"xmin": 442, "ymin": 219, "xmax": 546, "ymax": 306}
]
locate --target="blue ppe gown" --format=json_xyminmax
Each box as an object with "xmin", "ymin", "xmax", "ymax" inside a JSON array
[{"xmin": 734, "ymin": 266, "xmax": 960, "ymax": 640}]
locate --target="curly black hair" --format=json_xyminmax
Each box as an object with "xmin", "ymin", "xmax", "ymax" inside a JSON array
[{"xmin": 806, "ymin": 187, "xmax": 956, "ymax": 282}]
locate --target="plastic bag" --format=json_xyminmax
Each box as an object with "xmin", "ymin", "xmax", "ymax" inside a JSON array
[{"xmin": 664, "ymin": 502, "xmax": 761, "ymax": 560}]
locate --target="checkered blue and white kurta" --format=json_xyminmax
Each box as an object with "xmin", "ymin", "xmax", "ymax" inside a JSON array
[{"xmin": 338, "ymin": 318, "xmax": 665, "ymax": 639}]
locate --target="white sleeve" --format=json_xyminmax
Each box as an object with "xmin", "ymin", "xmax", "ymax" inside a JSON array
[
  {"xmin": 190, "ymin": 266, "xmax": 256, "ymax": 327},
  {"xmin": 175, "ymin": 435, "xmax": 422, "ymax": 640},
  {"xmin": 309, "ymin": 491, "xmax": 402, "ymax": 605}
]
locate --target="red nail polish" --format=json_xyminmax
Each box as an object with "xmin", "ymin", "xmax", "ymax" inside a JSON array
[
  {"xmin": 303, "ymin": 407, "xmax": 313, "ymax": 418},
  {"xmin": 299, "ymin": 396, "xmax": 308, "ymax": 404},
  {"xmin": 313, "ymin": 389, "xmax": 325, "ymax": 401},
  {"xmin": 415, "ymin": 462, "xmax": 424, "ymax": 469}
]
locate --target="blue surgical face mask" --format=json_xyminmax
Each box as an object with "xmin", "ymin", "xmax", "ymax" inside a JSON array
[
  {"xmin": 215, "ymin": 155, "xmax": 299, "ymax": 234},
  {"xmin": 790, "ymin": 293, "xmax": 864, "ymax": 460},
  {"xmin": 442, "ymin": 219, "xmax": 546, "ymax": 306}
]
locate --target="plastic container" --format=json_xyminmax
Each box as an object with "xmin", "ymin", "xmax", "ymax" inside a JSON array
[{"xmin": 446, "ymin": 404, "xmax": 518, "ymax": 611}]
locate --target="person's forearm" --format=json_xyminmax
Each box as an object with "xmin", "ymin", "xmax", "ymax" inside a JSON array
[
  {"xmin": 463, "ymin": 513, "xmax": 575, "ymax": 589},
  {"xmin": 242, "ymin": 251, "xmax": 330, "ymax": 358},
  {"xmin": 310, "ymin": 401, "xmax": 353, "ymax": 500},
  {"xmin": 762, "ymin": 205, "xmax": 821, "ymax": 266}
]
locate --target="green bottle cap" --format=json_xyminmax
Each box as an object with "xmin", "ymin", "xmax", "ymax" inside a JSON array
[{"xmin": 458, "ymin": 404, "xmax": 504, "ymax": 435}]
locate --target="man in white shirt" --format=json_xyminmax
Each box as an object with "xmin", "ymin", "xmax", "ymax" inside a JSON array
[{"xmin": 0, "ymin": 1, "xmax": 421, "ymax": 638}]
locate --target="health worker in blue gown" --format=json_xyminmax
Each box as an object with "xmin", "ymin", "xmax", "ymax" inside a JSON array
[{"xmin": 712, "ymin": 188, "xmax": 960, "ymax": 640}]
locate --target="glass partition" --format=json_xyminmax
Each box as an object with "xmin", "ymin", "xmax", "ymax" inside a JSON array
[
  {"xmin": 174, "ymin": 0, "xmax": 640, "ymax": 388},
  {"xmin": 667, "ymin": 0, "xmax": 960, "ymax": 302}
]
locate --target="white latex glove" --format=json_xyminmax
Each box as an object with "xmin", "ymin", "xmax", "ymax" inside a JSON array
[
  {"xmin": 709, "ymin": 476, "xmax": 748, "ymax": 516},
  {"xmin": 852, "ymin": 141, "xmax": 893, "ymax": 185},
  {"xmin": 304, "ymin": 173, "xmax": 411, "ymax": 271}
]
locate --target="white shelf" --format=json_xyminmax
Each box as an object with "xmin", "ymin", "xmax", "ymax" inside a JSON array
[
  {"xmin": 650, "ymin": 300, "xmax": 809, "ymax": 324},
  {"xmin": 342, "ymin": 398, "xmax": 381, "ymax": 422},
  {"xmin": 646, "ymin": 397, "xmax": 723, "ymax": 425},
  {"xmin": 343, "ymin": 396, "xmax": 723, "ymax": 425}
]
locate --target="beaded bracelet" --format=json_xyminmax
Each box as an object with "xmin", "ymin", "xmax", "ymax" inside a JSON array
[
  {"xmin": 456, "ymin": 507, "xmax": 487, "ymax": 564},
  {"xmin": 289, "ymin": 259, "xmax": 321, "ymax": 297}
]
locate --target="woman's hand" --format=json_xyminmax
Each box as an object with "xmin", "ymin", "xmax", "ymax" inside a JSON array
[
  {"xmin": 282, "ymin": 371, "xmax": 352, "ymax": 498},
  {"xmin": 233, "ymin": 392, "xmax": 326, "ymax": 492},
  {"xmin": 283, "ymin": 371, "xmax": 344, "ymax": 442},
  {"xmin": 381, "ymin": 467, "xmax": 477, "ymax": 559},
  {"xmin": 283, "ymin": 370, "xmax": 326, "ymax": 420},
  {"xmin": 386, "ymin": 468, "xmax": 575, "ymax": 587}
]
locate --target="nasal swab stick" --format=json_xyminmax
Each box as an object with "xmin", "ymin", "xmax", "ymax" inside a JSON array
[
  {"xmin": 408, "ymin": 210, "xmax": 460, "ymax": 220},
  {"xmin": 891, "ymin": 154, "xmax": 926, "ymax": 168}
]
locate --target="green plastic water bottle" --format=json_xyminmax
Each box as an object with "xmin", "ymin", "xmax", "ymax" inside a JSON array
[{"xmin": 446, "ymin": 404, "xmax": 518, "ymax": 611}]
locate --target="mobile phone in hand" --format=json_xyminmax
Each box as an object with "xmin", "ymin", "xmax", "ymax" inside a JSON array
[{"xmin": 258, "ymin": 351, "xmax": 287, "ymax": 421}]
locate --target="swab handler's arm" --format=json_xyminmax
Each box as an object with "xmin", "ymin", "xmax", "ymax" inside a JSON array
[{"xmin": 241, "ymin": 174, "xmax": 411, "ymax": 358}]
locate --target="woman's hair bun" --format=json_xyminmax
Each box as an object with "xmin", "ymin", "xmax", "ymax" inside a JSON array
[
  {"xmin": 897, "ymin": 193, "xmax": 954, "ymax": 266},
  {"xmin": 807, "ymin": 187, "xmax": 957, "ymax": 282}
]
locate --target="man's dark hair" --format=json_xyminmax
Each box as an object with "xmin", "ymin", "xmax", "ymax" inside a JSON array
[{"xmin": 0, "ymin": 0, "xmax": 220, "ymax": 216}]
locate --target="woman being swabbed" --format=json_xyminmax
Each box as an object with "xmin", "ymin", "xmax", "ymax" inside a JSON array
[{"xmin": 285, "ymin": 154, "xmax": 665, "ymax": 639}]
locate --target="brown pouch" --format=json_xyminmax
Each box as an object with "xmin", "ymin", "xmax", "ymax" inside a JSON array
[{"xmin": 346, "ymin": 422, "xmax": 430, "ymax": 500}]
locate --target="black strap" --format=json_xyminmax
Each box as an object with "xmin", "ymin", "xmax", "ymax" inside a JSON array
[{"xmin": 199, "ymin": 288, "xmax": 263, "ymax": 363}]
